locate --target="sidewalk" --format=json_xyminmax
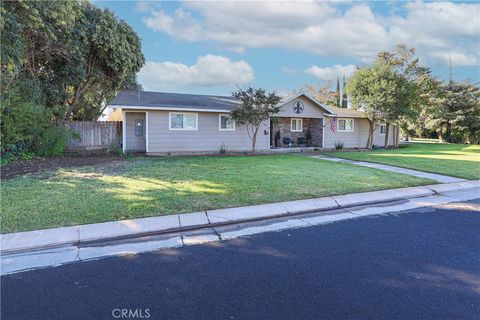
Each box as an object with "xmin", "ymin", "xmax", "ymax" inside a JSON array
[
  {"xmin": 311, "ymin": 155, "xmax": 465, "ymax": 183},
  {"xmin": 1, "ymin": 180, "xmax": 479, "ymax": 275},
  {"xmin": 2, "ymin": 180, "xmax": 478, "ymax": 255}
]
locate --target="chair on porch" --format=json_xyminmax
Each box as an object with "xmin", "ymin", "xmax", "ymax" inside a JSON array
[{"xmin": 297, "ymin": 137, "xmax": 305, "ymax": 146}]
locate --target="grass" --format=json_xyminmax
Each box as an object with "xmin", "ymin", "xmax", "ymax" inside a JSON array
[
  {"xmin": 326, "ymin": 143, "xmax": 480, "ymax": 180},
  {"xmin": 1, "ymin": 154, "xmax": 434, "ymax": 233}
]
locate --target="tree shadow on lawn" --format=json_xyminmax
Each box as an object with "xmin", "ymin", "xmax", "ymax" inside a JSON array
[
  {"xmin": 1, "ymin": 154, "xmax": 434, "ymax": 232},
  {"xmin": 1, "ymin": 173, "xmax": 230, "ymax": 233}
]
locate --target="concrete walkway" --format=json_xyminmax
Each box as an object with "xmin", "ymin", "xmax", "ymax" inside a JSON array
[{"xmin": 311, "ymin": 155, "xmax": 465, "ymax": 183}]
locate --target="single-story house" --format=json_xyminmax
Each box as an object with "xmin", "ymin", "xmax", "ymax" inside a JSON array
[{"xmin": 107, "ymin": 90, "xmax": 397, "ymax": 154}]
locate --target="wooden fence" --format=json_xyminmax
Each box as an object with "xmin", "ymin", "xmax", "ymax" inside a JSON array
[{"xmin": 60, "ymin": 121, "xmax": 122, "ymax": 151}]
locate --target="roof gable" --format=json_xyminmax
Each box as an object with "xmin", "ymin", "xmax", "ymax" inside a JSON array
[
  {"xmin": 279, "ymin": 93, "xmax": 335, "ymax": 115},
  {"xmin": 279, "ymin": 93, "xmax": 366, "ymax": 118}
]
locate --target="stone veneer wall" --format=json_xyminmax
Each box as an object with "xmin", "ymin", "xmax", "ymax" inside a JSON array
[{"xmin": 272, "ymin": 117, "xmax": 323, "ymax": 147}]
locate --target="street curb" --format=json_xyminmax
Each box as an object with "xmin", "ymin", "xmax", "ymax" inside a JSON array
[{"xmin": 1, "ymin": 180, "xmax": 479, "ymax": 255}]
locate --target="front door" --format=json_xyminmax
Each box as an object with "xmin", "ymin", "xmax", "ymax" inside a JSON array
[{"xmin": 126, "ymin": 112, "xmax": 146, "ymax": 152}]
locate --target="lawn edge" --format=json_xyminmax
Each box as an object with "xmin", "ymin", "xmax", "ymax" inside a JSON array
[{"xmin": 2, "ymin": 180, "xmax": 478, "ymax": 255}]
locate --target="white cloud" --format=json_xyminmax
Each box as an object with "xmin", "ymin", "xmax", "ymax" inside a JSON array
[
  {"xmin": 138, "ymin": 55, "xmax": 254, "ymax": 91},
  {"xmin": 427, "ymin": 51, "xmax": 478, "ymax": 67},
  {"xmin": 135, "ymin": 1, "xmax": 151, "ymax": 13},
  {"xmin": 281, "ymin": 66, "xmax": 297, "ymax": 74},
  {"xmin": 135, "ymin": 1, "xmax": 162, "ymax": 13},
  {"xmin": 142, "ymin": 1, "xmax": 480, "ymax": 66},
  {"xmin": 305, "ymin": 64, "xmax": 356, "ymax": 81},
  {"xmin": 388, "ymin": 1, "xmax": 480, "ymax": 66}
]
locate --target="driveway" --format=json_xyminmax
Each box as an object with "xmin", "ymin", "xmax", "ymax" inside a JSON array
[{"xmin": 2, "ymin": 199, "xmax": 479, "ymax": 320}]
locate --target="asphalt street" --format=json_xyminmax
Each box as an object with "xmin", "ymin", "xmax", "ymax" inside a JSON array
[{"xmin": 2, "ymin": 199, "xmax": 479, "ymax": 320}]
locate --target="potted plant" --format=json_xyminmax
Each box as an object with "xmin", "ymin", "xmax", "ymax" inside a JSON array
[
  {"xmin": 274, "ymin": 130, "xmax": 281, "ymax": 147},
  {"xmin": 305, "ymin": 129, "xmax": 312, "ymax": 147}
]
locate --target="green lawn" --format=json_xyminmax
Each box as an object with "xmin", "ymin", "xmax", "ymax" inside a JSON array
[
  {"xmin": 326, "ymin": 143, "xmax": 480, "ymax": 180},
  {"xmin": 1, "ymin": 154, "xmax": 434, "ymax": 233}
]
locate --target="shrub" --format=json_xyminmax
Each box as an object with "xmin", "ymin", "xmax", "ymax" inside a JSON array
[
  {"xmin": 219, "ymin": 143, "xmax": 228, "ymax": 154},
  {"xmin": 107, "ymin": 140, "xmax": 123, "ymax": 156},
  {"xmin": 33, "ymin": 126, "xmax": 70, "ymax": 156},
  {"xmin": 0, "ymin": 152, "xmax": 16, "ymax": 166},
  {"xmin": 334, "ymin": 141, "xmax": 344, "ymax": 150},
  {"xmin": 274, "ymin": 130, "xmax": 281, "ymax": 147},
  {"xmin": 17, "ymin": 150, "xmax": 35, "ymax": 160},
  {"xmin": 305, "ymin": 129, "xmax": 312, "ymax": 146},
  {"xmin": 1, "ymin": 101, "xmax": 52, "ymax": 149}
]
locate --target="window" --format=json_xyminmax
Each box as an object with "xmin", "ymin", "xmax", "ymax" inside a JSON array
[
  {"xmin": 380, "ymin": 124, "xmax": 386, "ymax": 135},
  {"xmin": 337, "ymin": 118, "xmax": 354, "ymax": 132},
  {"xmin": 219, "ymin": 114, "xmax": 235, "ymax": 131},
  {"xmin": 169, "ymin": 112, "xmax": 198, "ymax": 130},
  {"xmin": 291, "ymin": 118, "xmax": 303, "ymax": 132}
]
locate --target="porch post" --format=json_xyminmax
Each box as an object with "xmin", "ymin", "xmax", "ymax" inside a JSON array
[
  {"xmin": 122, "ymin": 110, "xmax": 126, "ymax": 153},
  {"xmin": 145, "ymin": 111, "xmax": 149, "ymax": 153}
]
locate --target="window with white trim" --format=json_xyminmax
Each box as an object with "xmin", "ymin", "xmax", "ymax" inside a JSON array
[
  {"xmin": 169, "ymin": 112, "xmax": 197, "ymax": 130},
  {"xmin": 337, "ymin": 118, "xmax": 354, "ymax": 132},
  {"xmin": 219, "ymin": 114, "xmax": 235, "ymax": 131},
  {"xmin": 291, "ymin": 118, "xmax": 303, "ymax": 132},
  {"xmin": 380, "ymin": 124, "xmax": 386, "ymax": 135}
]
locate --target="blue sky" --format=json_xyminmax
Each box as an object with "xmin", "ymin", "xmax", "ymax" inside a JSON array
[{"xmin": 96, "ymin": 1, "xmax": 479, "ymax": 96}]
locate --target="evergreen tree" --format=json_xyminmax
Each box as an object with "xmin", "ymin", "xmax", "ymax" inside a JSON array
[
  {"xmin": 342, "ymin": 75, "xmax": 348, "ymax": 108},
  {"xmin": 423, "ymin": 81, "xmax": 480, "ymax": 143},
  {"xmin": 336, "ymin": 78, "xmax": 341, "ymax": 107}
]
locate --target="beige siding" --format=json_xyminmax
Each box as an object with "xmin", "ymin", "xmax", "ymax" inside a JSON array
[
  {"xmin": 323, "ymin": 118, "xmax": 395, "ymax": 149},
  {"xmin": 125, "ymin": 112, "xmax": 146, "ymax": 151},
  {"xmin": 277, "ymin": 96, "xmax": 326, "ymax": 118},
  {"xmin": 131, "ymin": 110, "xmax": 269, "ymax": 153},
  {"xmin": 372, "ymin": 123, "xmax": 396, "ymax": 147}
]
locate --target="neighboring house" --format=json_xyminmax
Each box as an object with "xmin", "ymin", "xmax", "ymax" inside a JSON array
[
  {"xmin": 107, "ymin": 90, "xmax": 396, "ymax": 154},
  {"xmin": 99, "ymin": 106, "xmax": 122, "ymax": 121}
]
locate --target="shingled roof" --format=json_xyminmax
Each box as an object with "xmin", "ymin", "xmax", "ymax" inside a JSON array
[
  {"xmin": 324, "ymin": 105, "xmax": 367, "ymax": 118},
  {"xmin": 110, "ymin": 90, "xmax": 367, "ymax": 118},
  {"xmin": 109, "ymin": 90, "xmax": 241, "ymax": 111}
]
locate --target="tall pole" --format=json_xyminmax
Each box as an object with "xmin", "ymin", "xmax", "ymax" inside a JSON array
[{"xmin": 449, "ymin": 53, "xmax": 452, "ymax": 83}]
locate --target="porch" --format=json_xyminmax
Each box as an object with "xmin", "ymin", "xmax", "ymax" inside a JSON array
[{"xmin": 270, "ymin": 117, "xmax": 323, "ymax": 148}]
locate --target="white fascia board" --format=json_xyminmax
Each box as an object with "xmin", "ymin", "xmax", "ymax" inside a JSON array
[{"xmin": 109, "ymin": 105, "xmax": 231, "ymax": 113}]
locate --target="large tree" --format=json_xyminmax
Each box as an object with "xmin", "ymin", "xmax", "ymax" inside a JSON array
[
  {"xmin": 377, "ymin": 44, "xmax": 433, "ymax": 146},
  {"xmin": 347, "ymin": 60, "xmax": 411, "ymax": 148},
  {"xmin": 230, "ymin": 88, "xmax": 281, "ymax": 152},
  {"xmin": 424, "ymin": 81, "xmax": 480, "ymax": 143},
  {"xmin": 1, "ymin": 0, "xmax": 144, "ymax": 120}
]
